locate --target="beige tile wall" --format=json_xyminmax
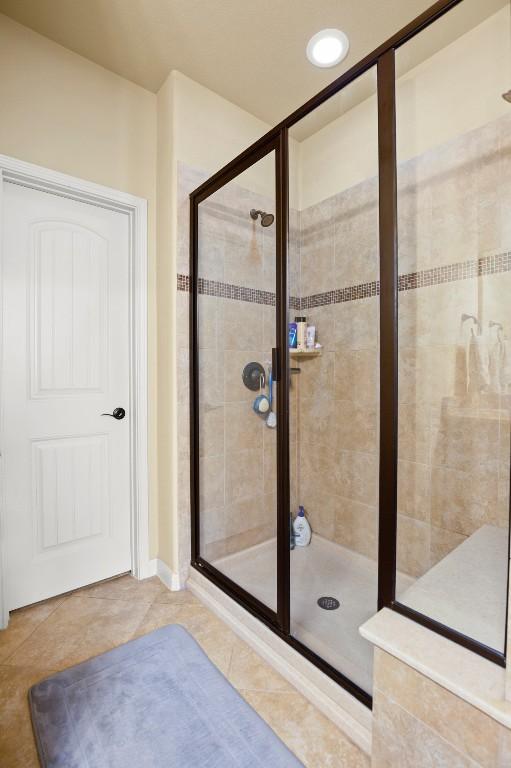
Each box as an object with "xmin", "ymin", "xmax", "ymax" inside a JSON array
[
  {"xmin": 177, "ymin": 162, "xmax": 300, "ymax": 564},
  {"xmin": 372, "ymin": 648, "xmax": 511, "ymax": 767},
  {"xmin": 177, "ymin": 115, "xmax": 510, "ymax": 657},
  {"xmin": 394, "ymin": 115, "xmax": 511, "ymax": 581},
  {"xmin": 296, "ymin": 115, "xmax": 511, "ymax": 597},
  {"xmin": 296, "ymin": 180, "xmax": 380, "ymax": 561}
]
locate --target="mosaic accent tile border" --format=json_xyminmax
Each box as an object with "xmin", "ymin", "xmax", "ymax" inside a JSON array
[
  {"xmin": 177, "ymin": 250, "xmax": 511, "ymax": 309},
  {"xmin": 397, "ymin": 253, "xmax": 511, "ymax": 292},
  {"xmin": 177, "ymin": 273, "xmax": 301, "ymax": 309},
  {"xmin": 301, "ymin": 281, "xmax": 379, "ymax": 309}
]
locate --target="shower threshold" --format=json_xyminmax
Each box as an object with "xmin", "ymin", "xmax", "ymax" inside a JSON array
[{"xmin": 213, "ymin": 535, "xmax": 413, "ymax": 695}]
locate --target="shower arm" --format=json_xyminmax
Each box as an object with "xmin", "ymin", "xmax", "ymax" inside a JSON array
[{"xmin": 461, "ymin": 313, "xmax": 481, "ymax": 332}]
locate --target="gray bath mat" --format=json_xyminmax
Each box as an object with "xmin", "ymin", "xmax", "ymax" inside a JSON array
[{"xmin": 29, "ymin": 624, "xmax": 303, "ymax": 768}]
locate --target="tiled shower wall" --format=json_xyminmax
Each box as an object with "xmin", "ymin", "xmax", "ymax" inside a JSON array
[
  {"xmin": 177, "ymin": 112, "xmax": 511, "ymax": 582},
  {"xmin": 295, "ymin": 177, "xmax": 380, "ymax": 563},
  {"xmin": 297, "ymin": 113, "xmax": 511, "ymax": 579},
  {"xmin": 176, "ymin": 162, "xmax": 301, "ymax": 566}
]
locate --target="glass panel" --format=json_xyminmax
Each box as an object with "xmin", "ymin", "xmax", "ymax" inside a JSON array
[
  {"xmin": 395, "ymin": 0, "xmax": 510, "ymax": 654},
  {"xmin": 197, "ymin": 150, "xmax": 278, "ymax": 612},
  {"xmin": 288, "ymin": 66, "xmax": 379, "ymax": 695}
]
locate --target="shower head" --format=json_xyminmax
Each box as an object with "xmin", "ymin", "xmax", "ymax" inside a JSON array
[{"xmin": 250, "ymin": 208, "xmax": 275, "ymax": 227}]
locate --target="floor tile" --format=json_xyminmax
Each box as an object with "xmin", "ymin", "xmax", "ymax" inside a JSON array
[
  {"xmin": 0, "ymin": 665, "xmax": 52, "ymax": 768},
  {"xmin": 6, "ymin": 596, "xmax": 149, "ymax": 672},
  {"xmin": 133, "ymin": 602, "xmax": 237, "ymax": 675},
  {"xmin": 152, "ymin": 586, "xmax": 200, "ymax": 606},
  {"xmin": 227, "ymin": 638, "xmax": 293, "ymax": 693},
  {"xmin": 0, "ymin": 585, "xmax": 371, "ymax": 768},
  {"xmin": 241, "ymin": 690, "xmax": 371, "ymax": 768},
  {"xmin": 77, "ymin": 574, "xmax": 170, "ymax": 603},
  {"xmin": 0, "ymin": 596, "xmax": 68, "ymax": 664},
  {"xmin": 77, "ymin": 573, "xmax": 200, "ymax": 606}
]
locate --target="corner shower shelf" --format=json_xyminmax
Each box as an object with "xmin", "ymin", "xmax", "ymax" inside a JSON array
[{"xmin": 289, "ymin": 349, "xmax": 322, "ymax": 359}]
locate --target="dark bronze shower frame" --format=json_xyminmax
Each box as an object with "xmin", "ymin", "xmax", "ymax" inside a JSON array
[{"xmin": 189, "ymin": 0, "xmax": 509, "ymax": 710}]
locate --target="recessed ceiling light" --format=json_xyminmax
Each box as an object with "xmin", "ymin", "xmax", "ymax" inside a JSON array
[{"xmin": 306, "ymin": 29, "xmax": 350, "ymax": 68}]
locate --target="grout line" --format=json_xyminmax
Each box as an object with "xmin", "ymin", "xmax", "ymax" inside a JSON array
[
  {"xmin": 77, "ymin": 594, "xmax": 157, "ymax": 603},
  {"xmin": 225, "ymin": 643, "xmax": 235, "ymax": 680},
  {"xmin": 2, "ymin": 594, "xmax": 72, "ymax": 665},
  {"xmin": 129, "ymin": 601, "xmax": 155, "ymax": 639}
]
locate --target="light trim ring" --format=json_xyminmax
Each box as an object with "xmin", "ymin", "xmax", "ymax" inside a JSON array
[{"xmin": 306, "ymin": 28, "xmax": 350, "ymax": 69}]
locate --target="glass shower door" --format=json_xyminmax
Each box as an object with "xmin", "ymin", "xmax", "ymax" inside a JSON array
[
  {"xmin": 393, "ymin": 0, "xmax": 511, "ymax": 659},
  {"xmin": 287, "ymin": 66, "xmax": 380, "ymax": 697},
  {"xmin": 194, "ymin": 145, "xmax": 281, "ymax": 616}
]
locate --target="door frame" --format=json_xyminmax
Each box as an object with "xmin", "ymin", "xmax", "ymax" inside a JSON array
[
  {"xmin": 189, "ymin": 0, "xmax": 508, "ymax": 710},
  {"xmin": 189, "ymin": 135, "xmax": 288, "ymax": 632},
  {"xmin": 189, "ymin": 133, "xmax": 372, "ymax": 707},
  {"xmin": 0, "ymin": 154, "xmax": 150, "ymax": 628}
]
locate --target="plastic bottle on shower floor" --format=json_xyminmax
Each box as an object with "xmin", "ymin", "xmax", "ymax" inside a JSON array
[{"xmin": 293, "ymin": 506, "xmax": 311, "ymax": 547}]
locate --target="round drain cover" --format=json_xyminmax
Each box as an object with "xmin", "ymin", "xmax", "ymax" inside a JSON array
[{"xmin": 317, "ymin": 596, "xmax": 340, "ymax": 610}]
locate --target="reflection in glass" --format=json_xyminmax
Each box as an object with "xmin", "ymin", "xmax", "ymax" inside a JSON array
[
  {"xmin": 287, "ymin": 66, "xmax": 380, "ymax": 695},
  {"xmin": 395, "ymin": 0, "xmax": 511, "ymax": 654},
  {"xmin": 197, "ymin": 152, "xmax": 278, "ymax": 612}
]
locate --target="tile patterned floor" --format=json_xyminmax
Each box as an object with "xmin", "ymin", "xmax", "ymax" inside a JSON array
[{"xmin": 0, "ymin": 575, "xmax": 370, "ymax": 768}]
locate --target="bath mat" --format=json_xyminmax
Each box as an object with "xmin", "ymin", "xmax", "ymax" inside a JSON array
[{"xmin": 29, "ymin": 624, "xmax": 303, "ymax": 768}]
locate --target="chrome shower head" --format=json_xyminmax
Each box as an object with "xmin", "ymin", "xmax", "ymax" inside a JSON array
[{"xmin": 250, "ymin": 208, "xmax": 275, "ymax": 227}]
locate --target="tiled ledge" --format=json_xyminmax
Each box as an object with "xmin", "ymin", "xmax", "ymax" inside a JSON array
[{"xmin": 360, "ymin": 608, "xmax": 511, "ymax": 729}]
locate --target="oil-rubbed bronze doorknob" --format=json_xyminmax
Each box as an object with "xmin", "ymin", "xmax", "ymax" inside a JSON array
[{"xmin": 101, "ymin": 407, "xmax": 125, "ymax": 420}]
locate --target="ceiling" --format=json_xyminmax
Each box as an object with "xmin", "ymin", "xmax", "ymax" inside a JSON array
[{"xmin": 0, "ymin": 0, "xmax": 506, "ymax": 137}]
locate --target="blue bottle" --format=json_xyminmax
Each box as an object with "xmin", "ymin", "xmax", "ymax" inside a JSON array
[{"xmin": 288, "ymin": 322, "xmax": 297, "ymax": 349}]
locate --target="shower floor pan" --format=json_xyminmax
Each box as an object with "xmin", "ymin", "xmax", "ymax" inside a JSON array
[
  {"xmin": 213, "ymin": 525, "xmax": 508, "ymax": 696},
  {"xmin": 213, "ymin": 536, "xmax": 413, "ymax": 695}
]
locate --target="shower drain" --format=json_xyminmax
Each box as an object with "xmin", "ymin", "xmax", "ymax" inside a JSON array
[{"xmin": 317, "ymin": 596, "xmax": 340, "ymax": 610}]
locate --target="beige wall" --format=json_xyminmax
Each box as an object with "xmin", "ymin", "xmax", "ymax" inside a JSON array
[
  {"xmin": 298, "ymin": 6, "xmax": 510, "ymax": 210},
  {"xmin": 156, "ymin": 74, "xmax": 176, "ymax": 569},
  {"xmin": 170, "ymin": 71, "xmax": 300, "ymax": 207},
  {"xmin": 157, "ymin": 70, "xmax": 275, "ymax": 576},
  {"xmin": 0, "ymin": 13, "xmax": 160, "ymax": 557}
]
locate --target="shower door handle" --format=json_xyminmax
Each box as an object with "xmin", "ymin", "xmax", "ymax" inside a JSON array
[{"xmin": 272, "ymin": 347, "xmax": 280, "ymax": 382}]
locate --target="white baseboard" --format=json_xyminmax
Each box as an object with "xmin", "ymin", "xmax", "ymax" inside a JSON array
[
  {"xmin": 138, "ymin": 559, "xmax": 157, "ymax": 579},
  {"xmin": 187, "ymin": 568, "xmax": 372, "ymax": 756},
  {"xmin": 145, "ymin": 558, "xmax": 182, "ymax": 591}
]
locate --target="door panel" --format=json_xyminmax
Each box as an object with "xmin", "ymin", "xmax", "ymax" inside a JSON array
[
  {"xmin": 287, "ymin": 65, "xmax": 380, "ymax": 697},
  {"xmin": 33, "ymin": 435, "xmax": 108, "ymax": 549},
  {"xmin": 195, "ymin": 148, "xmax": 279, "ymax": 615},
  {"xmin": 31, "ymin": 223, "xmax": 108, "ymax": 396},
  {"xmin": 2, "ymin": 183, "xmax": 131, "ymax": 609}
]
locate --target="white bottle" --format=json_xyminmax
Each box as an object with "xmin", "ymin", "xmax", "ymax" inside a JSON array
[
  {"xmin": 293, "ymin": 506, "xmax": 311, "ymax": 546},
  {"xmin": 296, "ymin": 316, "xmax": 307, "ymax": 351}
]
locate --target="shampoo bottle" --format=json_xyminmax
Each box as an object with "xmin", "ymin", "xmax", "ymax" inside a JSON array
[
  {"xmin": 296, "ymin": 316, "xmax": 307, "ymax": 351},
  {"xmin": 293, "ymin": 506, "xmax": 311, "ymax": 547}
]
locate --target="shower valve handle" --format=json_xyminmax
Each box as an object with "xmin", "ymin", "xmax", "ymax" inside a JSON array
[{"xmin": 272, "ymin": 347, "xmax": 280, "ymax": 382}]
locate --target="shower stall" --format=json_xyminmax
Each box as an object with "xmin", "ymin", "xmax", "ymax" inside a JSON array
[{"xmin": 189, "ymin": 0, "xmax": 511, "ymax": 707}]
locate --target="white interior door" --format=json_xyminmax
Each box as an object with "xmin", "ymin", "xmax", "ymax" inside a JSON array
[{"xmin": 2, "ymin": 182, "xmax": 132, "ymax": 610}]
